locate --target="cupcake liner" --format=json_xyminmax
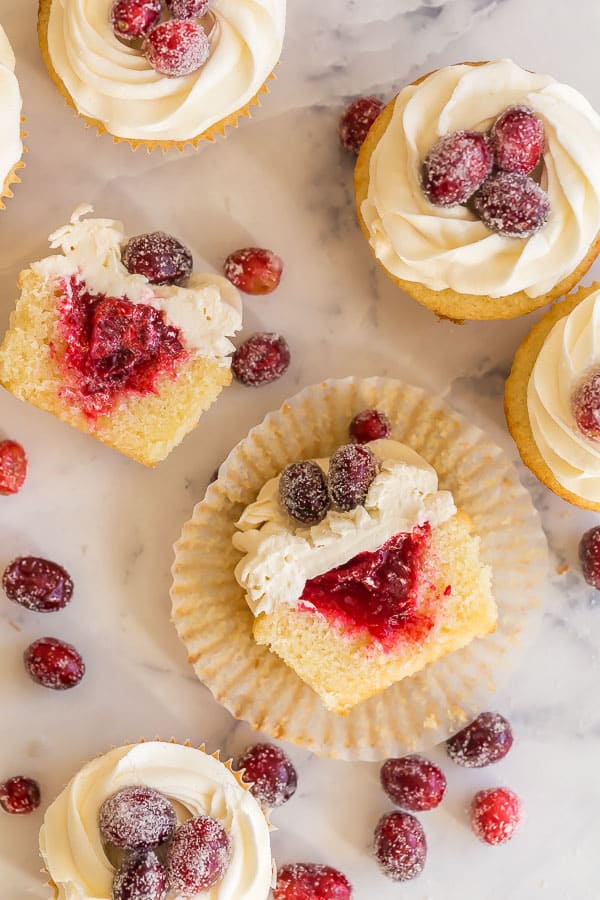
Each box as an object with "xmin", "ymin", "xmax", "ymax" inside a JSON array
[
  {"xmin": 171, "ymin": 377, "xmax": 548, "ymax": 761},
  {"xmin": 0, "ymin": 121, "xmax": 26, "ymax": 210}
]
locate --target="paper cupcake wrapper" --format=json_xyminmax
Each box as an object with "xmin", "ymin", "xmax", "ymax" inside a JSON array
[
  {"xmin": 171, "ymin": 377, "xmax": 548, "ymax": 761},
  {"xmin": 0, "ymin": 121, "xmax": 26, "ymax": 210}
]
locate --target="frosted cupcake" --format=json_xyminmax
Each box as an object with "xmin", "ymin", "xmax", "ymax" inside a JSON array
[{"xmin": 0, "ymin": 24, "xmax": 24, "ymax": 208}]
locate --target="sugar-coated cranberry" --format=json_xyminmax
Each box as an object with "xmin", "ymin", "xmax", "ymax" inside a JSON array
[
  {"xmin": 470, "ymin": 787, "xmax": 522, "ymax": 845},
  {"xmin": 122, "ymin": 232, "xmax": 193, "ymax": 286},
  {"xmin": 579, "ymin": 526, "xmax": 600, "ymax": 589},
  {"xmin": 232, "ymin": 333, "xmax": 290, "ymax": 386},
  {"xmin": 0, "ymin": 776, "xmax": 41, "ymax": 815},
  {"xmin": 145, "ymin": 20, "xmax": 209, "ymax": 77},
  {"xmin": 0, "ymin": 440, "xmax": 27, "ymax": 495},
  {"xmin": 349, "ymin": 409, "xmax": 391, "ymax": 444},
  {"xmin": 380, "ymin": 755, "xmax": 446, "ymax": 811},
  {"xmin": 112, "ymin": 851, "xmax": 167, "ymax": 900},
  {"xmin": 237, "ymin": 743, "xmax": 298, "ymax": 808},
  {"xmin": 422, "ymin": 130, "xmax": 492, "ymax": 207},
  {"xmin": 3, "ymin": 557, "xmax": 74, "ymax": 613},
  {"xmin": 572, "ymin": 370, "xmax": 600, "ymax": 441},
  {"xmin": 374, "ymin": 811, "xmax": 426, "ymax": 881},
  {"xmin": 274, "ymin": 863, "xmax": 353, "ymax": 900},
  {"xmin": 111, "ymin": 0, "xmax": 160, "ymax": 41},
  {"xmin": 166, "ymin": 815, "xmax": 231, "ymax": 893},
  {"xmin": 472, "ymin": 172, "xmax": 549, "ymax": 237},
  {"xmin": 23, "ymin": 637, "xmax": 85, "ymax": 690},
  {"xmin": 338, "ymin": 96, "xmax": 385, "ymax": 155},
  {"xmin": 491, "ymin": 106, "xmax": 545, "ymax": 175},
  {"xmin": 328, "ymin": 444, "xmax": 378, "ymax": 511},
  {"xmin": 99, "ymin": 786, "xmax": 177, "ymax": 851},
  {"xmin": 279, "ymin": 461, "xmax": 330, "ymax": 525},
  {"xmin": 223, "ymin": 247, "xmax": 283, "ymax": 295},
  {"xmin": 166, "ymin": 0, "xmax": 210, "ymax": 19},
  {"xmin": 446, "ymin": 712, "xmax": 514, "ymax": 768}
]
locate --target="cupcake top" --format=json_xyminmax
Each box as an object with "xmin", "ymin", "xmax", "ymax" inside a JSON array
[
  {"xmin": 361, "ymin": 59, "xmax": 600, "ymax": 299},
  {"xmin": 0, "ymin": 25, "xmax": 23, "ymax": 187}
]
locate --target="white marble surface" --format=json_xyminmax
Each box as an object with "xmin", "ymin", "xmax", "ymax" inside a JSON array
[{"xmin": 1, "ymin": 0, "xmax": 600, "ymax": 897}]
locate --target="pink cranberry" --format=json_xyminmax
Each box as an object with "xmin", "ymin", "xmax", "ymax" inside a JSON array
[
  {"xmin": 328, "ymin": 444, "xmax": 378, "ymax": 511},
  {"xmin": 470, "ymin": 787, "xmax": 522, "ymax": 845},
  {"xmin": 338, "ymin": 96, "xmax": 385, "ymax": 155},
  {"xmin": 237, "ymin": 743, "xmax": 298, "ymax": 808},
  {"xmin": 145, "ymin": 20, "xmax": 209, "ymax": 77},
  {"xmin": 111, "ymin": 0, "xmax": 160, "ymax": 41},
  {"xmin": 223, "ymin": 247, "xmax": 283, "ymax": 295},
  {"xmin": 374, "ymin": 811, "xmax": 426, "ymax": 881},
  {"xmin": 3, "ymin": 557, "xmax": 73, "ymax": 613},
  {"xmin": 579, "ymin": 526, "xmax": 600, "ymax": 588},
  {"xmin": 274, "ymin": 863, "xmax": 353, "ymax": 900},
  {"xmin": 23, "ymin": 637, "xmax": 85, "ymax": 690},
  {"xmin": 166, "ymin": 815, "xmax": 231, "ymax": 893},
  {"xmin": 0, "ymin": 776, "xmax": 41, "ymax": 815},
  {"xmin": 446, "ymin": 712, "xmax": 514, "ymax": 768},
  {"xmin": 166, "ymin": 0, "xmax": 210, "ymax": 19},
  {"xmin": 491, "ymin": 106, "xmax": 545, "ymax": 175},
  {"xmin": 472, "ymin": 172, "xmax": 549, "ymax": 237},
  {"xmin": 232, "ymin": 333, "xmax": 290, "ymax": 386},
  {"xmin": 0, "ymin": 440, "xmax": 27, "ymax": 495},
  {"xmin": 112, "ymin": 851, "xmax": 167, "ymax": 900},
  {"xmin": 100, "ymin": 786, "xmax": 176, "ymax": 851},
  {"xmin": 349, "ymin": 409, "xmax": 391, "ymax": 444},
  {"xmin": 422, "ymin": 130, "xmax": 492, "ymax": 207},
  {"xmin": 572, "ymin": 370, "xmax": 600, "ymax": 441},
  {"xmin": 380, "ymin": 755, "xmax": 446, "ymax": 811},
  {"xmin": 122, "ymin": 232, "xmax": 193, "ymax": 286},
  {"xmin": 279, "ymin": 461, "xmax": 330, "ymax": 525}
]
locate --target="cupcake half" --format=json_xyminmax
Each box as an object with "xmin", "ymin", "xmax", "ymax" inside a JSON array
[{"xmin": 0, "ymin": 24, "xmax": 24, "ymax": 208}]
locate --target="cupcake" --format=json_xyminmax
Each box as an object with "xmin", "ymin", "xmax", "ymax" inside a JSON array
[
  {"xmin": 37, "ymin": 0, "xmax": 286, "ymax": 150},
  {"xmin": 39, "ymin": 740, "xmax": 273, "ymax": 899},
  {"xmin": 0, "ymin": 205, "xmax": 242, "ymax": 466},
  {"xmin": 0, "ymin": 24, "xmax": 24, "ymax": 208},
  {"xmin": 355, "ymin": 59, "xmax": 600, "ymax": 321}
]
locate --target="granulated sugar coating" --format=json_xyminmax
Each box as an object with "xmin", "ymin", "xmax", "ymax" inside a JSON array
[
  {"xmin": 232, "ymin": 332, "xmax": 290, "ymax": 386},
  {"xmin": 472, "ymin": 171, "xmax": 549, "ymax": 237},
  {"xmin": 122, "ymin": 231, "xmax": 193, "ymax": 286},
  {"xmin": 571, "ymin": 370, "xmax": 600, "ymax": 441},
  {"xmin": 328, "ymin": 444, "xmax": 378, "ymax": 511},
  {"xmin": 470, "ymin": 787, "xmax": 523, "ymax": 845},
  {"xmin": 579, "ymin": 526, "xmax": 600, "ymax": 588},
  {"xmin": 0, "ymin": 776, "xmax": 41, "ymax": 815},
  {"xmin": 111, "ymin": 0, "xmax": 161, "ymax": 41},
  {"xmin": 236, "ymin": 742, "xmax": 298, "ymax": 807},
  {"xmin": 349, "ymin": 408, "xmax": 391, "ymax": 443},
  {"xmin": 446, "ymin": 712, "xmax": 514, "ymax": 768},
  {"xmin": 274, "ymin": 862, "xmax": 353, "ymax": 899},
  {"xmin": 338, "ymin": 96, "xmax": 385, "ymax": 155},
  {"xmin": 0, "ymin": 439, "xmax": 27, "ymax": 495},
  {"xmin": 2, "ymin": 556, "xmax": 73, "ymax": 613},
  {"xmin": 112, "ymin": 851, "xmax": 167, "ymax": 900},
  {"xmin": 99, "ymin": 786, "xmax": 177, "ymax": 851},
  {"xmin": 223, "ymin": 247, "xmax": 283, "ymax": 295},
  {"xmin": 144, "ymin": 20, "xmax": 210, "ymax": 77},
  {"xmin": 380, "ymin": 755, "xmax": 447, "ymax": 811},
  {"xmin": 491, "ymin": 106, "xmax": 545, "ymax": 175},
  {"xmin": 166, "ymin": 0, "xmax": 210, "ymax": 19},
  {"xmin": 422, "ymin": 130, "xmax": 492, "ymax": 207},
  {"xmin": 374, "ymin": 811, "xmax": 427, "ymax": 881},
  {"xmin": 166, "ymin": 814, "xmax": 231, "ymax": 892},
  {"xmin": 279, "ymin": 460, "xmax": 330, "ymax": 525}
]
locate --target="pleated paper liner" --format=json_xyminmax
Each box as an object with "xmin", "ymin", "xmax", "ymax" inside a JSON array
[
  {"xmin": 171, "ymin": 377, "xmax": 548, "ymax": 761},
  {"xmin": 0, "ymin": 121, "xmax": 26, "ymax": 210}
]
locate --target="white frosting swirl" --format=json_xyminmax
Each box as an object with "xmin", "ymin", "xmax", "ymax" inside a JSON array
[
  {"xmin": 46, "ymin": 0, "xmax": 286, "ymax": 141},
  {"xmin": 39, "ymin": 742, "xmax": 273, "ymax": 900},
  {"xmin": 361, "ymin": 59, "xmax": 600, "ymax": 299},
  {"xmin": 233, "ymin": 439, "xmax": 456, "ymax": 617},
  {"xmin": 0, "ymin": 25, "xmax": 23, "ymax": 188}
]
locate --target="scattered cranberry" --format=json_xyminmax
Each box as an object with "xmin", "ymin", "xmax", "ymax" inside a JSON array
[
  {"xmin": 349, "ymin": 409, "xmax": 391, "ymax": 444},
  {"xmin": 0, "ymin": 776, "xmax": 40, "ymax": 815},
  {"xmin": 380, "ymin": 755, "xmax": 446, "ymax": 811},
  {"xmin": 422, "ymin": 130, "xmax": 492, "ymax": 207},
  {"xmin": 232, "ymin": 333, "xmax": 290, "ymax": 386},
  {"xmin": 113, "ymin": 851, "xmax": 167, "ymax": 900},
  {"xmin": 572, "ymin": 370, "xmax": 600, "ymax": 441},
  {"xmin": 122, "ymin": 232, "xmax": 193, "ymax": 286},
  {"xmin": 472, "ymin": 172, "xmax": 549, "ymax": 237},
  {"xmin": 374, "ymin": 811, "xmax": 426, "ymax": 881},
  {"xmin": 111, "ymin": 0, "xmax": 160, "ymax": 41},
  {"xmin": 23, "ymin": 637, "xmax": 85, "ymax": 690},
  {"xmin": 166, "ymin": 0, "xmax": 210, "ymax": 19},
  {"xmin": 223, "ymin": 248, "xmax": 283, "ymax": 295},
  {"xmin": 470, "ymin": 787, "xmax": 522, "ymax": 845},
  {"xmin": 491, "ymin": 106, "xmax": 544, "ymax": 175},
  {"xmin": 328, "ymin": 444, "xmax": 378, "ymax": 511},
  {"xmin": 579, "ymin": 526, "xmax": 600, "ymax": 588},
  {"xmin": 166, "ymin": 815, "xmax": 231, "ymax": 893},
  {"xmin": 338, "ymin": 96, "xmax": 385, "ymax": 155},
  {"xmin": 3, "ymin": 557, "xmax": 73, "ymax": 613},
  {"xmin": 145, "ymin": 20, "xmax": 209, "ymax": 77},
  {"xmin": 446, "ymin": 712, "xmax": 514, "ymax": 768},
  {"xmin": 100, "ymin": 786, "xmax": 176, "ymax": 851},
  {"xmin": 237, "ymin": 743, "xmax": 298, "ymax": 808},
  {"xmin": 274, "ymin": 863, "xmax": 353, "ymax": 900},
  {"xmin": 279, "ymin": 461, "xmax": 330, "ymax": 525},
  {"xmin": 0, "ymin": 440, "xmax": 27, "ymax": 495}
]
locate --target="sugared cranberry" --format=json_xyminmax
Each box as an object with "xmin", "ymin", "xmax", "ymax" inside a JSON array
[
  {"xmin": 349, "ymin": 409, "xmax": 391, "ymax": 444},
  {"xmin": 237, "ymin": 743, "xmax": 297, "ymax": 808},
  {"xmin": 491, "ymin": 106, "xmax": 544, "ymax": 175},
  {"xmin": 422, "ymin": 130, "xmax": 492, "ymax": 207},
  {"xmin": 111, "ymin": 0, "xmax": 160, "ymax": 41},
  {"xmin": 223, "ymin": 247, "xmax": 283, "ymax": 295},
  {"xmin": 232, "ymin": 333, "xmax": 290, "ymax": 386},
  {"xmin": 145, "ymin": 20, "xmax": 209, "ymax": 77},
  {"xmin": 113, "ymin": 851, "xmax": 167, "ymax": 900},
  {"xmin": 374, "ymin": 811, "xmax": 426, "ymax": 881},
  {"xmin": 99, "ymin": 786, "xmax": 176, "ymax": 851},
  {"xmin": 279, "ymin": 461, "xmax": 329, "ymax": 525},
  {"xmin": 338, "ymin": 96, "xmax": 385, "ymax": 155},
  {"xmin": 0, "ymin": 440, "xmax": 27, "ymax": 495},
  {"xmin": 579, "ymin": 526, "xmax": 600, "ymax": 588},
  {"xmin": 380, "ymin": 755, "xmax": 446, "ymax": 811},
  {"xmin": 23, "ymin": 637, "xmax": 85, "ymax": 690},
  {"xmin": 446, "ymin": 712, "xmax": 514, "ymax": 768},
  {"xmin": 472, "ymin": 172, "xmax": 549, "ymax": 237},
  {"xmin": 166, "ymin": 815, "xmax": 231, "ymax": 893},
  {"xmin": 274, "ymin": 863, "xmax": 353, "ymax": 900},
  {"xmin": 166, "ymin": 0, "xmax": 210, "ymax": 19},
  {"xmin": 0, "ymin": 776, "xmax": 40, "ymax": 815},
  {"xmin": 572, "ymin": 370, "xmax": 600, "ymax": 441},
  {"xmin": 122, "ymin": 232, "xmax": 193, "ymax": 286},
  {"xmin": 328, "ymin": 444, "xmax": 378, "ymax": 511},
  {"xmin": 470, "ymin": 787, "xmax": 522, "ymax": 845},
  {"xmin": 3, "ymin": 557, "xmax": 73, "ymax": 613}
]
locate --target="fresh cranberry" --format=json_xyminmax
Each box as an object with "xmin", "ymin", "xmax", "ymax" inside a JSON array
[
  {"xmin": 274, "ymin": 863, "xmax": 352, "ymax": 899},
  {"xmin": 446, "ymin": 712, "xmax": 514, "ymax": 767},
  {"xmin": 145, "ymin": 20, "xmax": 209, "ymax": 77},
  {"xmin": 380, "ymin": 755, "xmax": 446, "ymax": 811},
  {"xmin": 23, "ymin": 637, "xmax": 85, "ymax": 690},
  {"xmin": 572, "ymin": 370, "xmax": 600, "ymax": 441},
  {"xmin": 223, "ymin": 247, "xmax": 283, "ymax": 295},
  {"xmin": 166, "ymin": 0, "xmax": 210, "ymax": 19},
  {"xmin": 470, "ymin": 787, "xmax": 522, "ymax": 845},
  {"xmin": 491, "ymin": 106, "xmax": 545, "ymax": 175},
  {"xmin": 338, "ymin": 96, "xmax": 385, "ymax": 155},
  {"xmin": 232, "ymin": 333, "xmax": 290, "ymax": 386},
  {"xmin": 113, "ymin": 851, "xmax": 167, "ymax": 900},
  {"xmin": 328, "ymin": 444, "xmax": 378, "ymax": 511},
  {"xmin": 472, "ymin": 172, "xmax": 549, "ymax": 237},
  {"xmin": 0, "ymin": 440, "xmax": 27, "ymax": 495},
  {"xmin": 279, "ymin": 461, "xmax": 330, "ymax": 525},
  {"xmin": 166, "ymin": 815, "xmax": 231, "ymax": 893},
  {"xmin": 111, "ymin": 0, "xmax": 160, "ymax": 41},
  {"xmin": 122, "ymin": 232, "xmax": 193, "ymax": 286},
  {"xmin": 3, "ymin": 557, "xmax": 73, "ymax": 613},
  {"xmin": 0, "ymin": 776, "xmax": 41, "ymax": 815},
  {"xmin": 237, "ymin": 743, "xmax": 298, "ymax": 808},
  {"xmin": 374, "ymin": 811, "xmax": 426, "ymax": 881},
  {"xmin": 579, "ymin": 526, "xmax": 600, "ymax": 588},
  {"xmin": 100, "ymin": 786, "xmax": 177, "ymax": 851},
  {"xmin": 422, "ymin": 130, "xmax": 492, "ymax": 207},
  {"xmin": 349, "ymin": 409, "xmax": 391, "ymax": 444}
]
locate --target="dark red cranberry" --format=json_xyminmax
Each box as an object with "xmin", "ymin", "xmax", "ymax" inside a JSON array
[
  {"xmin": 338, "ymin": 96, "xmax": 385, "ymax": 155},
  {"xmin": 0, "ymin": 440, "xmax": 27, "ymax": 495},
  {"xmin": 422, "ymin": 130, "xmax": 492, "ymax": 207},
  {"xmin": 579, "ymin": 526, "xmax": 600, "ymax": 588},
  {"xmin": 472, "ymin": 172, "xmax": 549, "ymax": 237},
  {"xmin": 232, "ymin": 333, "xmax": 290, "ymax": 386},
  {"xmin": 0, "ymin": 776, "xmax": 41, "ymax": 815},
  {"xmin": 470, "ymin": 787, "xmax": 522, "ymax": 845},
  {"xmin": 166, "ymin": 0, "xmax": 210, "ymax": 19},
  {"xmin": 23, "ymin": 637, "xmax": 85, "ymax": 690},
  {"xmin": 491, "ymin": 106, "xmax": 544, "ymax": 175},
  {"xmin": 3, "ymin": 557, "xmax": 73, "ymax": 613},
  {"xmin": 99, "ymin": 786, "xmax": 176, "ymax": 851},
  {"xmin": 145, "ymin": 20, "xmax": 209, "ymax": 77},
  {"xmin": 572, "ymin": 370, "xmax": 600, "ymax": 441},
  {"xmin": 223, "ymin": 247, "xmax": 283, "ymax": 295},
  {"xmin": 237, "ymin": 743, "xmax": 298, "ymax": 808},
  {"xmin": 374, "ymin": 811, "xmax": 426, "ymax": 881},
  {"xmin": 279, "ymin": 461, "xmax": 329, "ymax": 525},
  {"xmin": 166, "ymin": 815, "xmax": 231, "ymax": 893},
  {"xmin": 328, "ymin": 444, "xmax": 378, "ymax": 511},
  {"xmin": 349, "ymin": 409, "xmax": 391, "ymax": 444},
  {"xmin": 111, "ymin": 0, "xmax": 160, "ymax": 41},
  {"xmin": 122, "ymin": 232, "xmax": 193, "ymax": 286},
  {"xmin": 380, "ymin": 755, "xmax": 446, "ymax": 811},
  {"xmin": 274, "ymin": 863, "xmax": 352, "ymax": 899},
  {"xmin": 446, "ymin": 712, "xmax": 513, "ymax": 768},
  {"xmin": 113, "ymin": 851, "xmax": 167, "ymax": 900}
]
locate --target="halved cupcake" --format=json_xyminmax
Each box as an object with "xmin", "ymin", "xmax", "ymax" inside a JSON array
[{"xmin": 0, "ymin": 24, "xmax": 24, "ymax": 208}]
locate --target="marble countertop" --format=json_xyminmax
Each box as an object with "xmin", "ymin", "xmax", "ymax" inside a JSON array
[{"xmin": 1, "ymin": 0, "xmax": 599, "ymax": 897}]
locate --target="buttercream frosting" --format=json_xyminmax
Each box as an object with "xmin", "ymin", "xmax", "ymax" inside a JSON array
[{"xmin": 0, "ymin": 25, "xmax": 23, "ymax": 188}]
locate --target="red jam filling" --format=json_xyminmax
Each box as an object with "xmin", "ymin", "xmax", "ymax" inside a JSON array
[{"xmin": 54, "ymin": 275, "xmax": 188, "ymax": 419}]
